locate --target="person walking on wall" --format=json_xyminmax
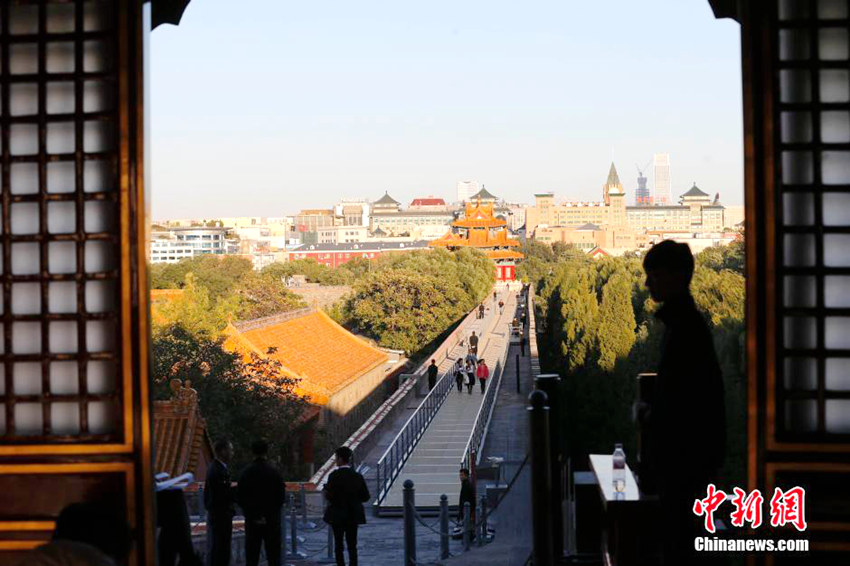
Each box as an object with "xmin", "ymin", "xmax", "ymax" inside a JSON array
[
  {"xmin": 427, "ymin": 359, "xmax": 439, "ymax": 391},
  {"xmin": 323, "ymin": 447, "xmax": 370, "ymax": 566},
  {"xmin": 237, "ymin": 440, "xmax": 285, "ymax": 566},
  {"xmin": 476, "ymin": 359, "xmax": 490, "ymax": 394},
  {"xmin": 469, "ymin": 331, "xmax": 479, "ymax": 356},
  {"xmin": 454, "ymin": 358, "xmax": 465, "ymax": 393},
  {"xmin": 205, "ymin": 439, "xmax": 235, "ymax": 566},
  {"xmin": 465, "ymin": 361, "xmax": 476, "ymax": 395},
  {"xmin": 478, "ymin": 303, "xmax": 485, "ymax": 319},
  {"xmin": 498, "ymin": 299, "xmax": 505, "ymax": 315},
  {"xmin": 519, "ymin": 331, "xmax": 527, "ymax": 356}
]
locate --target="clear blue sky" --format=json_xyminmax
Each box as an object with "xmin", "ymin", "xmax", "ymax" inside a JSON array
[{"xmin": 150, "ymin": 0, "xmax": 743, "ymax": 219}]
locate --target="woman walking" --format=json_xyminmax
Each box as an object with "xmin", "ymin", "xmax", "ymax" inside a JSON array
[
  {"xmin": 476, "ymin": 359, "xmax": 490, "ymax": 394},
  {"xmin": 465, "ymin": 361, "xmax": 476, "ymax": 395},
  {"xmin": 454, "ymin": 358, "xmax": 465, "ymax": 393}
]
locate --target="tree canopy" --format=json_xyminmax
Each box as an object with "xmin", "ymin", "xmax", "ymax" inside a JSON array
[{"xmin": 529, "ymin": 240, "xmax": 746, "ymax": 487}]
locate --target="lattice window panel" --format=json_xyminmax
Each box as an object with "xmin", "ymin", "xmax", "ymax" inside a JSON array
[
  {"xmin": 0, "ymin": 1, "xmax": 122, "ymax": 443},
  {"xmin": 776, "ymin": 0, "xmax": 850, "ymax": 442}
]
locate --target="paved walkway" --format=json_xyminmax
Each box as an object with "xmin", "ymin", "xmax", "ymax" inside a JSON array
[
  {"xmin": 440, "ymin": 337, "xmax": 535, "ymax": 565},
  {"xmin": 378, "ymin": 286, "xmax": 518, "ymax": 512}
]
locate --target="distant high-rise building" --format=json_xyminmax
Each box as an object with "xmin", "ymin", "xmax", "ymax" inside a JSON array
[
  {"xmin": 457, "ymin": 180, "xmax": 479, "ymax": 202},
  {"xmin": 653, "ymin": 153, "xmax": 671, "ymax": 205},
  {"xmin": 635, "ymin": 167, "xmax": 651, "ymax": 205}
]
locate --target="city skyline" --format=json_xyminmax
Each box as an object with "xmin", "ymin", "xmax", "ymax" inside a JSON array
[{"xmin": 151, "ymin": 0, "xmax": 744, "ymax": 218}]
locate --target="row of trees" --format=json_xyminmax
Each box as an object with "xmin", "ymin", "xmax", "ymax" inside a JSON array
[{"xmin": 519, "ymin": 239, "xmax": 746, "ymax": 486}]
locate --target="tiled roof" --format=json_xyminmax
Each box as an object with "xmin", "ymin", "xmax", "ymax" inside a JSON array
[
  {"xmin": 470, "ymin": 186, "xmax": 498, "ymax": 201},
  {"xmin": 374, "ymin": 191, "xmax": 400, "ymax": 205},
  {"xmin": 411, "ymin": 197, "xmax": 446, "ymax": 206},
  {"xmin": 290, "ymin": 240, "xmax": 430, "ymax": 253},
  {"xmin": 153, "ymin": 382, "xmax": 213, "ymax": 478},
  {"xmin": 223, "ymin": 310, "xmax": 389, "ymax": 406},
  {"xmin": 487, "ymin": 249, "xmax": 525, "ymax": 260},
  {"xmin": 576, "ymin": 222, "xmax": 602, "ymax": 231},
  {"xmin": 681, "ymin": 183, "xmax": 709, "ymax": 198}
]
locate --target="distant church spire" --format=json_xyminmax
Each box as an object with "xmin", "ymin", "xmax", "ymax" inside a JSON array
[
  {"xmin": 603, "ymin": 162, "xmax": 625, "ymax": 204},
  {"xmin": 606, "ymin": 162, "xmax": 621, "ymax": 188}
]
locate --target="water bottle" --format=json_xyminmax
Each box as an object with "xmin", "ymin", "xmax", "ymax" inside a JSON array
[{"xmin": 612, "ymin": 443, "xmax": 626, "ymax": 493}]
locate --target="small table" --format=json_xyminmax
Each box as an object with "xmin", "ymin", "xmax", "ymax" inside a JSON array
[{"xmin": 589, "ymin": 454, "xmax": 659, "ymax": 566}]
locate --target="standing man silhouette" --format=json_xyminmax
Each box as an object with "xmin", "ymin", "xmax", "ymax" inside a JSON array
[
  {"xmin": 323, "ymin": 447, "xmax": 370, "ymax": 566},
  {"xmin": 457, "ymin": 468, "xmax": 476, "ymax": 527},
  {"xmin": 237, "ymin": 440, "xmax": 285, "ymax": 566},
  {"xmin": 427, "ymin": 359, "xmax": 439, "ymax": 391},
  {"xmin": 642, "ymin": 240, "xmax": 726, "ymax": 566},
  {"xmin": 205, "ymin": 439, "xmax": 235, "ymax": 566},
  {"xmin": 469, "ymin": 331, "xmax": 479, "ymax": 356}
]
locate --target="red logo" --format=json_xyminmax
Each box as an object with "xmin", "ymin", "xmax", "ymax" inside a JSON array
[{"xmin": 693, "ymin": 485, "xmax": 807, "ymax": 532}]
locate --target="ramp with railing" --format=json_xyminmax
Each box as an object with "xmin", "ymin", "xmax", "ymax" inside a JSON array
[{"xmin": 373, "ymin": 285, "xmax": 517, "ymax": 515}]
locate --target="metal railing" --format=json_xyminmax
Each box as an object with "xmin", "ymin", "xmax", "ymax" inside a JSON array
[
  {"xmin": 373, "ymin": 367, "xmax": 456, "ymax": 506},
  {"xmin": 461, "ymin": 331, "xmax": 510, "ymax": 472},
  {"xmin": 373, "ymin": 294, "xmax": 501, "ymax": 508}
]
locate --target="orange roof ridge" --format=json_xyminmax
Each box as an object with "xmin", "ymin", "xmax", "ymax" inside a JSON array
[{"xmin": 223, "ymin": 310, "xmax": 389, "ymax": 406}]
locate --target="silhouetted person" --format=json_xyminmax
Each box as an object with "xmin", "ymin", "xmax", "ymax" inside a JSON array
[
  {"xmin": 157, "ymin": 487, "xmax": 202, "ymax": 566},
  {"xmin": 478, "ymin": 303, "xmax": 485, "ymax": 319},
  {"xmin": 323, "ymin": 447, "xmax": 370, "ymax": 566},
  {"xmin": 642, "ymin": 240, "xmax": 726, "ymax": 566},
  {"xmin": 458, "ymin": 468, "xmax": 476, "ymax": 526},
  {"xmin": 454, "ymin": 357, "xmax": 465, "ymax": 393},
  {"xmin": 427, "ymin": 359, "xmax": 438, "ymax": 390},
  {"xmin": 205, "ymin": 439, "xmax": 235, "ymax": 566},
  {"xmin": 238, "ymin": 440, "xmax": 285, "ymax": 566},
  {"xmin": 469, "ymin": 331, "xmax": 479, "ymax": 355},
  {"xmin": 23, "ymin": 502, "xmax": 131, "ymax": 566},
  {"xmin": 476, "ymin": 359, "xmax": 490, "ymax": 394},
  {"xmin": 519, "ymin": 332, "xmax": 526, "ymax": 356}
]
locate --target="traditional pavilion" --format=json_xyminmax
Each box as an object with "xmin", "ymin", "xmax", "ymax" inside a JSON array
[{"xmin": 429, "ymin": 199, "xmax": 524, "ymax": 281}]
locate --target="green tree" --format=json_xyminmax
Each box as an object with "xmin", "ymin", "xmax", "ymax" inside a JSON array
[
  {"xmin": 153, "ymin": 326, "xmax": 309, "ymax": 475},
  {"xmin": 153, "ymin": 274, "xmax": 233, "ymax": 339},
  {"xmin": 233, "ymin": 272, "xmax": 307, "ymax": 320},
  {"xmin": 345, "ymin": 268, "xmax": 468, "ymax": 354},
  {"xmin": 596, "ymin": 271, "xmax": 637, "ymax": 371}
]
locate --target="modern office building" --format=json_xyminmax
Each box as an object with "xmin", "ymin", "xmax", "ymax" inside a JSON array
[
  {"xmin": 456, "ymin": 180, "xmax": 479, "ymax": 202},
  {"xmin": 149, "ymin": 226, "xmax": 228, "ymax": 264},
  {"xmin": 653, "ymin": 152, "xmax": 672, "ymax": 205}
]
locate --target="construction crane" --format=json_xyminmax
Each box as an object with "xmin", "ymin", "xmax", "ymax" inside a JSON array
[{"xmin": 635, "ymin": 159, "xmax": 653, "ymax": 205}]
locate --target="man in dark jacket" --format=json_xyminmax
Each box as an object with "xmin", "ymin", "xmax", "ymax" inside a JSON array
[
  {"xmin": 642, "ymin": 240, "xmax": 726, "ymax": 566},
  {"xmin": 237, "ymin": 440, "xmax": 285, "ymax": 566},
  {"xmin": 458, "ymin": 468, "xmax": 476, "ymax": 525},
  {"xmin": 205, "ymin": 439, "xmax": 235, "ymax": 566},
  {"xmin": 323, "ymin": 446, "xmax": 370, "ymax": 566},
  {"xmin": 427, "ymin": 359, "xmax": 439, "ymax": 391},
  {"xmin": 469, "ymin": 331, "xmax": 479, "ymax": 355}
]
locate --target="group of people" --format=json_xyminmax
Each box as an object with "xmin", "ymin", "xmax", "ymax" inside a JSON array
[
  {"xmin": 205, "ymin": 442, "xmax": 369, "ymax": 566},
  {"xmin": 453, "ymin": 331, "xmax": 490, "ymax": 395}
]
